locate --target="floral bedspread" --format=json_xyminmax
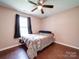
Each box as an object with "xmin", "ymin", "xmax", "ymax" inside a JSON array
[{"xmin": 21, "ymin": 34, "xmax": 54, "ymax": 59}]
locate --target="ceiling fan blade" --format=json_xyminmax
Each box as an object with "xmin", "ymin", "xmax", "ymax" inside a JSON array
[
  {"xmin": 41, "ymin": 9, "xmax": 44, "ymax": 14},
  {"xmin": 28, "ymin": 0, "xmax": 37, "ymax": 5},
  {"xmin": 43, "ymin": 5, "xmax": 54, "ymax": 8},
  {"xmin": 31, "ymin": 7, "xmax": 38, "ymax": 12}
]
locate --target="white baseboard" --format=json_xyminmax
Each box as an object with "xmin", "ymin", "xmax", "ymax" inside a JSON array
[
  {"xmin": 55, "ymin": 41, "xmax": 79, "ymax": 50},
  {"xmin": 0, "ymin": 43, "xmax": 21, "ymax": 51}
]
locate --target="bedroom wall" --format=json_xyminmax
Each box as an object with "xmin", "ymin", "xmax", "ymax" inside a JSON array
[
  {"xmin": 0, "ymin": 6, "xmax": 41, "ymax": 51},
  {"xmin": 41, "ymin": 6, "xmax": 79, "ymax": 49}
]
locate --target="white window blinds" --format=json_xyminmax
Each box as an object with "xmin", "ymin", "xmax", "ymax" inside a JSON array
[{"xmin": 19, "ymin": 16, "xmax": 28, "ymax": 36}]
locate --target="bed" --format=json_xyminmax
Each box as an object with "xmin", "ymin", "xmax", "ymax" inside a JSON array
[{"xmin": 19, "ymin": 31, "xmax": 55, "ymax": 59}]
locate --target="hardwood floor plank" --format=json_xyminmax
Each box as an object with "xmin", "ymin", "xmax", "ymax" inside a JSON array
[
  {"xmin": 37, "ymin": 43, "xmax": 79, "ymax": 59},
  {"xmin": 0, "ymin": 43, "xmax": 79, "ymax": 59},
  {"xmin": 0, "ymin": 45, "xmax": 28, "ymax": 59}
]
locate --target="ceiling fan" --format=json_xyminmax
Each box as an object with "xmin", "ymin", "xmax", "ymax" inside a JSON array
[{"xmin": 28, "ymin": 0, "xmax": 54, "ymax": 14}]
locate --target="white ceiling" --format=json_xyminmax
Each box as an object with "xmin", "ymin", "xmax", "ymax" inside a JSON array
[{"xmin": 0, "ymin": 0, "xmax": 79, "ymax": 19}]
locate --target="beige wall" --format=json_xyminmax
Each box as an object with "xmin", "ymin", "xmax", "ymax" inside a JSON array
[
  {"xmin": 0, "ymin": 6, "xmax": 41, "ymax": 50},
  {"xmin": 41, "ymin": 6, "xmax": 79, "ymax": 48}
]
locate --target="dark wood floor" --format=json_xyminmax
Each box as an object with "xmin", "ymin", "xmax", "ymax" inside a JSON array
[{"xmin": 0, "ymin": 43, "xmax": 79, "ymax": 59}]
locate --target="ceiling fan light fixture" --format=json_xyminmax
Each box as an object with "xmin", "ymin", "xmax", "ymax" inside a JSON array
[
  {"xmin": 40, "ymin": 0, "xmax": 43, "ymax": 4},
  {"xmin": 28, "ymin": 0, "xmax": 54, "ymax": 14},
  {"xmin": 38, "ymin": 5, "xmax": 42, "ymax": 10}
]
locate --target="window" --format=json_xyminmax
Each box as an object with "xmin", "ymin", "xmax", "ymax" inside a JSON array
[
  {"xmin": 14, "ymin": 14, "xmax": 32, "ymax": 38},
  {"xmin": 19, "ymin": 16, "xmax": 28, "ymax": 36}
]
